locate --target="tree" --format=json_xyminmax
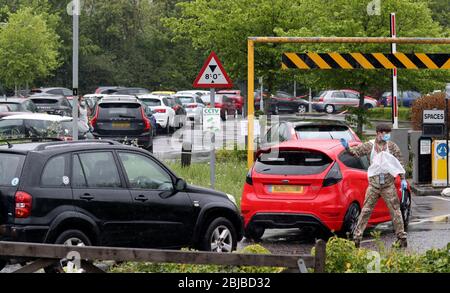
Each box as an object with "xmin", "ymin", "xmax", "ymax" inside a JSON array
[
  {"xmin": 0, "ymin": 7, "xmax": 60, "ymax": 91},
  {"xmin": 166, "ymin": 0, "xmax": 449, "ymax": 134}
]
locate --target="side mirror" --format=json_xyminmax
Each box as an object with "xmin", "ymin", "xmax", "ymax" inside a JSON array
[{"xmin": 175, "ymin": 178, "xmax": 187, "ymax": 191}]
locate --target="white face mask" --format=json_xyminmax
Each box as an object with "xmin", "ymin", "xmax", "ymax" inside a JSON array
[{"xmin": 80, "ymin": 101, "xmax": 86, "ymax": 107}]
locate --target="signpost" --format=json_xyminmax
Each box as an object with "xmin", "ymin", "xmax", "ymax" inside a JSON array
[
  {"xmin": 446, "ymin": 84, "xmax": 450, "ymax": 187},
  {"xmin": 391, "ymin": 13, "xmax": 399, "ymax": 129},
  {"xmin": 194, "ymin": 51, "xmax": 232, "ymax": 189},
  {"xmin": 72, "ymin": 0, "xmax": 80, "ymax": 141}
]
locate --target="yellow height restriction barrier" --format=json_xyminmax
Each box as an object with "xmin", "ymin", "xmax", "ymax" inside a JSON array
[
  {"xmin": 282, "ymin": 53, "xmax": 450, "ymax": 70},
  {"xmin": 247, "ymin": 37, "xmax": 450, "ymax": 169}
]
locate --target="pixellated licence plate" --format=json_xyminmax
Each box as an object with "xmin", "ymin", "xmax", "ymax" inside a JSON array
[
  {"xmin": 268, "ymin": 185, "xmax": 305, "ymax": 194},
  {"xmin": 112, "ymin": 122, "xmax": 131, "ymax": 128}
]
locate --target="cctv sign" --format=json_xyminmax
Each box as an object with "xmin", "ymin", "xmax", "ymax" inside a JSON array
[{"xmin": 423, "ymin": 110, "xmax": 445, "ymax": 124}]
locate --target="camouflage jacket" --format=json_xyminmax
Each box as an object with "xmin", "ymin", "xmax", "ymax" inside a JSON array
[{"xmin": 348, "ymin": 140, "xmax": 405, "ymax": 188}]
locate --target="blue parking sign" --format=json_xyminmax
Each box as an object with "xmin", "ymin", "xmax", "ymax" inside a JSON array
[{"xmin": 437, "ymin": 143, "xmax": 448, "ymax": 158}]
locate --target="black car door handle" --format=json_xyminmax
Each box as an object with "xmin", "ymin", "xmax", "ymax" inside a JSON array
[
  {"xmin": 80, "ymin": 194, "xmax": 94, "ymax": 201},
  {"xmin": 135, "ymin": 195, "xmax": 149, "ymax": 202}
]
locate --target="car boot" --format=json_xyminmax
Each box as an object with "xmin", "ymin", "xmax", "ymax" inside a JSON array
[
  {"xmin": 393, "ymin": 238, "xmax": 407, "ymax": 248},
  {"xmin": 353, "ymin": 239, "xmax": 361, "ymax": 248}
]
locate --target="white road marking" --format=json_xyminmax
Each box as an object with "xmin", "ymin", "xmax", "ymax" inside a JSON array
[{"xmin": 429, "ymin": 196, "xmax": 450, "ymax": 202}]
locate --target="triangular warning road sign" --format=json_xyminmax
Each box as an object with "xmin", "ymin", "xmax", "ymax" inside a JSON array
[{"xmin": 193, "ymin": 51, "xmax": 233, "ymax": 89}]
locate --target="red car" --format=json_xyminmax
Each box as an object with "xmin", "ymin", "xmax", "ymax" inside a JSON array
[
  {"xmin": 241, "ymin": 140, "xmax": 412, "ymax": 240},
  {"xmin": 218, "ymin": 90, "xmax": 244, "ymax": 114}
]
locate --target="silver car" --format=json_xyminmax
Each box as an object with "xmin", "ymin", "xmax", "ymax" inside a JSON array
[
  {"xmin": 172, "ymin": 93, "xmax": 205, "ymax": 123},
  {"xmin": 312, "ymin": 90, "xmax": 377, "ymax": 114}
]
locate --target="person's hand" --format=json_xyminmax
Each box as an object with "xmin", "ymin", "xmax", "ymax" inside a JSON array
[
  {"xmin": 340, "ymin": 138, "xmax": 349, "ymax": 149},
  {"xmin": 401, "ymin": 179, "xmax": 408, "ymax": 191}
]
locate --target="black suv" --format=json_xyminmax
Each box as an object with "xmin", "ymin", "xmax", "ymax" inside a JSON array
[
  {"xmin": 28, "ymin": 95, "xmax": 72, "ymax": 117},
  {"xmin": 0, "ymin": 140, "xmax": 243, "ymax": 271},
  {"xmin": 91, "ymin": 96, "xmax": 154, "ymax": 152}
]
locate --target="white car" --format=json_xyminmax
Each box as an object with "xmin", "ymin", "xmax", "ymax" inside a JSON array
[
  {"xmin": 0, "ymin": 113, "xmax": 91, "ymax": 140},
  {"xmin": 176, "ymin": 90, "xmax": 209, "ymax": 97},
  {"xmin": 172, "ymin": 93, "xmax": 205, "ymax": 123},
  {"xmin": 137, "ymin": 94, "xmax": 176, "ymax": 133}
]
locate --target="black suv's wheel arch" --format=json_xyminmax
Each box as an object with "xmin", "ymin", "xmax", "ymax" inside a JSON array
[
  {"xmin": 45, "ymin": 213, "xmax": 99, "ymax": 245},
  {"xmin": 193, "ymin": 206, "xmax": 244, "ymax": 248}
]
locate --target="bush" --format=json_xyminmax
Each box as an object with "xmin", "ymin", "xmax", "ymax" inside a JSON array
[
  {"xmin": 109, "ymin": 245, "xmax": 285, "ymax": 273},
  {"xmin": 216, "ymin": 149, "xmax": 247, "ymax": 163},
  {"xmin": 368, "ymin": 107, "xmax": 411, "ymax": 122},
  {"xmin": 411, "ymin": 92, "xmax": 446, "ymax": 130}
]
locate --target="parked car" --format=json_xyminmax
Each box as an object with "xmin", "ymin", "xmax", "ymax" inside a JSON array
[
  {"xmin": 218, "ymin": 90, "xmax": 244, "ymax": 115},
  {"xmin": 166, "ymin": 96, "xmax": 187, "ymax": 128},
  {"xmin": 151, "ymin": 91, "xmax": 176, "ymax": 96},
  {"xmin": 259, "ymin": 119, "xmax": 361, "ymax": 149},
  {"xmin": 95, "ymin": 86, "xmax": 125, "ymax": 95},
  {"xmin": 30, "ymin": 87, "xmax": 74, "ymax": 98},
  {"xmin": 28, "ymin": 95, "xmax": 72, "ymax": 117},
  {"xmin": 110, "ymin": 87, "xmax": 150, "ymax": 95},
  {"xmin": 379, "ymin": 91, "xmax": 422, "ymax": 107},
  {"xmin": 269, "ymin": 91, "xmax": 309, "ymax": 115},
  {"xmin": 241, "ymin": 140, "xmax": 411, "ymax": 241},
  {"xmin": 313, "ymin": 90, "xmax": 376, "ymax": 114},
  {"xmin": 0, "ymin": 105, "xmax": 11, "ymax": 113},
  {"xmin": 138, "ymin": 94, "xmax": 176, "ymax": 134},
  {"xmin": 0, "ymin": 97, "xmax": 38, "ymax": 113},
  {"xmin": 0, "ymin": 140, "xmax": 243, "ymax": 271},
  {"xmin": 90, "ymin": 95, "xmax": 153, "ymax": 152},
  {"xmin": 172, "ymin": 94, "xmax": 205, "ymax": 123},
  {"xmin": 201, "ymin": 94, "xmax": 238, "ymax": 121},
  {"xmin": 0, "ymin": 113, "xmax": 92, "ymax": 141},
  {"xmin": 177, "ymin": 90, "xmax": 209, "ymax": 97}
]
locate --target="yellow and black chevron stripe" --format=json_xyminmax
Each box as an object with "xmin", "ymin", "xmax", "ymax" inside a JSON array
[{"xmin": 282, "ymin": 53, "xmax": 450, "ymax": 69}]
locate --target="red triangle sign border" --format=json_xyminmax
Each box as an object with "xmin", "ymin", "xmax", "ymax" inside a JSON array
[{"xmin": 193, "ymin": 51, "xmax": 233, "ymax": 89}]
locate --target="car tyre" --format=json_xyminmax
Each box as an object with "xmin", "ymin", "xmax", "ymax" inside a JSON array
[
  {"xmin": 401, "ymin": 191, "xmax": 412, "ymax": 231},
  {"xmin": 244, "ymin": 225, "xmax": 265, "ymax": 242},
  {"xmin": 364, "ymin": 104, "xmax": 373, "ymax": 110},
  {"xmin": 298, "ymin": 104, "xmax": 307, "ymax": 114},
  {"xmin": 44, "ymin": 229, "xmax": 92, "ymax": 273},
  {"xmin": 325, "ymin": 104, "xmax": 335, "ymax": 114},
  {"xmin": 339, "ymin": 203, "xmax": 360, "ymax": 239},
  {"xmin": 200, "ymin": 217, "xmax": 237, "ymax": 253}
]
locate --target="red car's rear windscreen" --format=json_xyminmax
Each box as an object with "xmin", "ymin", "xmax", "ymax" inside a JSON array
[{"xmin": 255, "ymin": 150, "xmax": 332, "ymax": 175}]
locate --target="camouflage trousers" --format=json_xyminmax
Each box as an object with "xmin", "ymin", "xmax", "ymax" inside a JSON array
[{"xmin": 353, "ymin": 182, "xmax": 407, "ymax": 241}]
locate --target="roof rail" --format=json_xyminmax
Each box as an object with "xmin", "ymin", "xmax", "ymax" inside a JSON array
[{"xmin": 35, "ymin": 139, "xmax": 120, "ymax": 151}]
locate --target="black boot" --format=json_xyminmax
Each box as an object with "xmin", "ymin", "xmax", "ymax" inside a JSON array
[
  {"xmin": 353, "ymin": 239, "xmax": 361, "ymax": 248},
  {"xmin": 393, "ymin": 238, "xmax": 407, "ymax": 248}
]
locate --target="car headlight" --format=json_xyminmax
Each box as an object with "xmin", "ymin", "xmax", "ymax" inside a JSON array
[{"xmin": 226, "ymin": 193, "xmax": 237, "ymax": 206}]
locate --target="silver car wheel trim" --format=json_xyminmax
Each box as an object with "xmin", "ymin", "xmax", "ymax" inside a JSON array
[{"xmin": 210, "ymin": 225, "xmax": 233, "ymax": 253}]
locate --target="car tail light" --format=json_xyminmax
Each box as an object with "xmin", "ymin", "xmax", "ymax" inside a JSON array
[
  {"xmin": 155, "ymin": 109, "xmax": 166, "ymax": 113},
  {"xmin": 188, "ymin": 105, "xmax": 198, "ymax": 109},
  {"xmin": 246, "ymin": 170, "xmax": 253, "ymax": 185},
  {"xmin": 90, "ymin": 105, "xmax": 99, "ymax": 127},
  {"xmin": 215, "ymin": 103, "xmax": 223, "ymax": 108},
  {"xmin": 319, "ymin": 96, "xmax": 325, "ymax": 102},
  {"xmin": 322, "ymin": 162, "xmax": 342, "ymax": 187},
  {"xmin": 141, "ymin": 107, "xmax": 151, "ymax": 131},
  {"xmin": 15, "ymin": 191, "xmax": 32, "ymax": 218}
]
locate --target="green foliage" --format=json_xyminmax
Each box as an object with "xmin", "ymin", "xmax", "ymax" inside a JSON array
[
  {"xmin": 0, "ymin": 7, "xmax": 60, "ymax": 88},
  {"xmin": 216, "ymin": 149, "xmax": 247, "ymax": 163},
  {"xmin": 166, "ymin": 159, "xmax": 247, "ymax": 207},
  {"xmin": 109, "ymin": 245, "xmax": 284, "ymax": 273},
  {"xmin": 322, "ymin": 236, "xmax": 450, "ymax": 273},
  {"xmin": 368, "ymin": 107, "xmax": 411, "ymax": 122},
  {"xmin": 344, "ymin": 107, "xmax": 373, "ymax": 137}
]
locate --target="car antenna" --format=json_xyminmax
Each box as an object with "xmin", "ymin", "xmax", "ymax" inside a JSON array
[{"xmin": 6, "ymin": 141, "xmax": 13, "ymax": 149}]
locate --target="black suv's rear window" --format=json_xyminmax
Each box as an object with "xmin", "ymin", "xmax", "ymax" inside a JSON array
[
  {"xmin": 98, "ymin": 103, "xmax": 141, "ymax": 119},
  {"xmin": 31, "ymin": 99, "xmax": 58, "ymax": 105},
  {"xmin": 255, "ymin": 150, "xmax": 332, "ymax": 175},
  {"xmin": 295, "ymin": 125, "xmax": 353, "ymax": 140},
  {"xmin": 0, "ymin": 153, "xmax": 25, "ymax": 186}
]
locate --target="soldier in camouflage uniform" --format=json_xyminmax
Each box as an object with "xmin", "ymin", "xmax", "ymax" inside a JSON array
[{"xmin": 340, "ymin": 123, "xmax": 408, "ymax": 248}]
